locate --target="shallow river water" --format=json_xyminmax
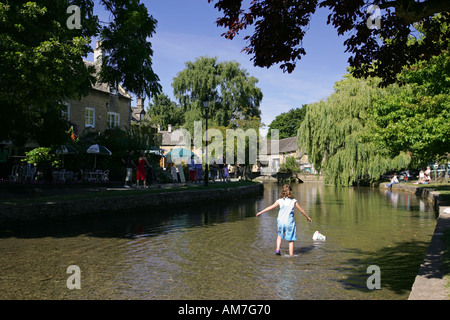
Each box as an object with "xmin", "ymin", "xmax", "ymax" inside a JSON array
[{"xmin": 0, "ymin": 182, "xmax": 436, "ymax": 300}]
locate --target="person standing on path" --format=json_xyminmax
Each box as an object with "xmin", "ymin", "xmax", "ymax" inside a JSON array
[
  {"xmin": 122, "ymin": 150, "xmax": 136, "ymax": 188},
  {"xmin": 256, "ymin": 184, "xmax": 312, "ymax": 256},
  {"xmin": 136, "ymin": 152, "xmax": 151, "ymax": 189}
]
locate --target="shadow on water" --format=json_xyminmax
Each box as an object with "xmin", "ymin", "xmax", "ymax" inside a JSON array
[
  {"xmin": 335, "ymin": 240, "xmax": 430, "ymax": 295},
  {"xmin": 295, "ymin": 245, "xmax": 317, "ymax": 255},
  {"xmin": 0, "ymin": 196, "xmax": 263, "ymax": 240}
]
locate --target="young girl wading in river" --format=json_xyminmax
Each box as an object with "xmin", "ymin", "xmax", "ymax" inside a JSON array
[{"xmin": 256, "ymin": 184, "xmax": 312, "ymax": 256}]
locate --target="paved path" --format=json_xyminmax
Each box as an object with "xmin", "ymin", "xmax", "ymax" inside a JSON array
[
  {"xmin": 408, "ymin": 206, "xmax": 450, "ymax": 300},
  {"xmin": 0, "ymin": 179, "xmax": 242, "ymax": 201}
]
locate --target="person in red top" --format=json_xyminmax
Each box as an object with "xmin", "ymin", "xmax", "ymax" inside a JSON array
[{"xmin": 136, "ymin": 152, "xmax": 151, "ymax": 189}]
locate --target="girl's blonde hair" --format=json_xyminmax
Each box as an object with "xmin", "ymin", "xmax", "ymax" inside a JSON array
[{"xmin": 279, "ymin": 184, "xmax": 293, "ymax": 199}]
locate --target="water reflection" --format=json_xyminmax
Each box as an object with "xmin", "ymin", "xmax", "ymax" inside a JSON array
[{"xmin": 0, "ymin": 183, "xmax": 435, "ymax": 300}]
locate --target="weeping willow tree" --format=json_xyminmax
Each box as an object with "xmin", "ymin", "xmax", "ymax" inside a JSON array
[{"xmin": 298, "ymin": 74, "xmax": 410, "ymax": 186}]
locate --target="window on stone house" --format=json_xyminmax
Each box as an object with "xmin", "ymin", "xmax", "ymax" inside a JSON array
[
  {"xmin": 61, "ymin": 102, "xmax": 70, "ymax": 121},
  {"xmin": 85, "ymin": 107, "xmax": 95, "ymax": 128},
  {"xmin": 107, "ymin": 112, "xmax": 120, "ymax": 128}
]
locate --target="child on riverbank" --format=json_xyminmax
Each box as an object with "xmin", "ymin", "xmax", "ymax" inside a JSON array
[{"xmin": 256, "ymin": 184, "xmax": 312, "ymax": 256}]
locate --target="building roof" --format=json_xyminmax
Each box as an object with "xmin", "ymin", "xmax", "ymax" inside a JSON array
[
  {"xmin": 160, "ymin": 128, "xmax": 185, "ymax": 146},
  {"xmin": 264, "ymin": 136, "xmax": 298, "ymax": 154},
  {"xmin": 130, "ymin": 107, "xmax": 148, "ymax": 122},
  {"xmin": 84, "ymin": 60, "xmax": 131, "ymax": 100},
  {"xmin": 279, "ymin": 136, "xmax": 298, "ymax": 153}
]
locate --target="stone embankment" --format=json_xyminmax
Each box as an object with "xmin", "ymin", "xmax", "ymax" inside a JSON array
[
  {"xmin": 384, "ymin": 183, "xmax": 449, "ymax": 300},
  {"xmin": 389, "ymin": 183, "xmax": 447, "ymax": 215},
  {"xmin": 0, "ymin": 182, "xmax": 264, "ymax": 225}
]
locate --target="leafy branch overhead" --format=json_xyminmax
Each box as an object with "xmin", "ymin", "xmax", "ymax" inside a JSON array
[
  {"xmin": 98, "ymin": 0, "xmax": 161, "ymax": 98},
  {"xmin": 208, "ymin": 0, "xmax": 450, "ymax": 86}
]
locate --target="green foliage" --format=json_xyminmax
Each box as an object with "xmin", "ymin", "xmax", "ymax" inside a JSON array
[
  {"xmin": 0, "ymin": 0, "xmax": 96, "ymax": 145},
  {"xmin": 23, "ymin": 147, "xmax": 59, "ymax": 168},
  {"xmin": 298, "ymin": 75, "xmax": 411, "ymax": 186},
  {"xmin": 166, "ymin": 56, "xmax": 264, "ymax": 166},
  {"xmin": 98, "ymin": 0, "xmax": 161, "ymax": 98},
  {"xmin": 368, "ymin": 49, "xmax": 450, "ymax": 167},
  {"xmin": 278, "ymin": 156, "xmax": 299, "ymax": 173},
  {"xmin": 147, "ymin": 93, "xmax": 184, "ymax": 130},
  {"xmin": 267, "ymin": 106, "xmax": 306, "ymax": 139},
  {"xmin": 86, "ymin": 125, "xmax": 157, "ymax": 179},
  {"xmin": 226, "ymin": 113, "xmax": 262, "ymax": 165},
  {"xmin": 210, "ymin": 1, "xmax": 450, "ymax": 86},
  {"xmin": 172, "ymin": 56, "xmax": 263, "ymax": 135}
]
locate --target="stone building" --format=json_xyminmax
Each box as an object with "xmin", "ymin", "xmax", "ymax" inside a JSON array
[
  {"xmin": 63, "ymin": 41, "xmax": 132, "ymax": 135},
  {"xmin": 259, "ymin": 136, "xmax": 316, "ymax": 174},
  {"xmin": 130, "ymin": 97, "xmax": 149, "ymax": 123}
]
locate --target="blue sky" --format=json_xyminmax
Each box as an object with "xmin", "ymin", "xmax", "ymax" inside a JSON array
[{"xmin": 92, "ymin": 0, "xmax": 351, "ymax": 136}]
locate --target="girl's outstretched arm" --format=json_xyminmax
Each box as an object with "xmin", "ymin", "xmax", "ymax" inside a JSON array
[
  {"xmin": 295, "ymin": 202, "xmax": 312, "ymax": 222},
  {"xmin": 256, "ymin": 202, "xmax": 279, "ymax": 216}
]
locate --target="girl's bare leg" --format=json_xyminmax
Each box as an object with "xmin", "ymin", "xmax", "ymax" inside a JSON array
[
  {"xmin": 276, "ymin": 235, "xmax": 282, "ymax": 252},
  {"xmin": 289, "ymin": 241, "xmax": 294, "ymax": 256}
]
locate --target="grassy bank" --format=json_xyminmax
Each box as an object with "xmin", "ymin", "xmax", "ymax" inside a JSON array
[
  {"xmin": 418, "ymin": 183, "xmax": 450, "ymax": 203},
  {"xmin": 379, "ymin": 180, "xmax": 450, "ymax": 202},
  {"xmin": 0, "ymin": 180, "xmax": 260, "ymax": 207}
]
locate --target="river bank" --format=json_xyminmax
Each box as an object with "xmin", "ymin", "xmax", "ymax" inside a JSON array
[
  {"xmin": 0, "ymin": 180, "xmax": 263, "ymax": 225},
  {"xmin": 381, "ymin": 182, "xmax": 450, "ymax": 300}
]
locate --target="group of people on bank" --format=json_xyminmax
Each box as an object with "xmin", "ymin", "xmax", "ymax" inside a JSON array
[
  {"xmin": 413, "ymin": 166, "xmax": 432, "ymax": 185},
  {"xmin": 122, "ymin": 150, "xmax": 156, "ymax": 189},
  {"xmin": 121, "ymin": 150, "xmax": 237, "ymax": 189},
  {"xmin": 187, "ymin": 157, "xmax": 232, "ymax": 184},
  {"xmin": 384, "ymin": 166, "xmax": 432, "ymax": 188}
]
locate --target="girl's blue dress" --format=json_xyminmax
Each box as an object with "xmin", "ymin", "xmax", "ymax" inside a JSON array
[{"xmin": 276, "ymin": 197, "xmax": 297, "ymax": 241}]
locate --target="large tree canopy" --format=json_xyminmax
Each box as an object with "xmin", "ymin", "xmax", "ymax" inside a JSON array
[
  {"xmin": 298, "ymin": 74, "xmax": 411, "ymax": 186},
  {"xmin": 172, "ymin": 56, "xmax": 263, "ymax": 134},
  {"xmin": 208, "ymin": 0, "xmax": 450, "ymax": 85},
  {"xmin": 147, "ymin": 93, "xmax": 184, "ymax": 131},
  {"xmin": 267, "ymin": 106, "xmax": 306, "ymax": 139},
  {"xmin": 0, "ymin": 0, "xmax": 160, "ymax": 146},
  {"xmin": 367, "ymin": 48, "xmax": 450, "ymax": 167},
  {"xmin": 98, "ymin": 0, "xmax": 161, "ymax": 98}
]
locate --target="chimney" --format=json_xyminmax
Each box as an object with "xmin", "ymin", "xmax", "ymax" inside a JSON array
[
  {"xmin": 168, "ymin": 124, "xmax": 172, "ymax": 133},
  {"xmin": 137, "ymin": 97, "xmax": 144, "ymax": 110},
  {"xmin": 94, "ymin": 41, "xmax": 104, "ymax": 65}
]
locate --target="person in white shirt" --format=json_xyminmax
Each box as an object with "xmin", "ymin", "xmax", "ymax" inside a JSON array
[{"xmin": 385, "ymin": 173, "xmax": 399, "ymax": 188}]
